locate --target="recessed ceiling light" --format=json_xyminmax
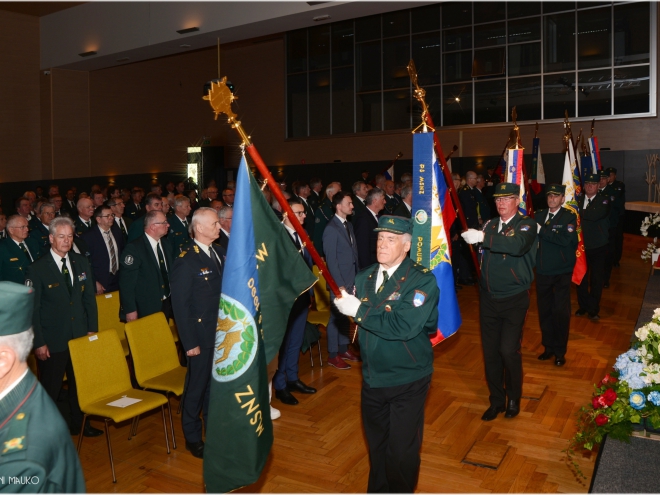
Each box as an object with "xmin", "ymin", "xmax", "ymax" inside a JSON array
[
  {"xmin": 78, "ymin": 50, "xmax": 97, "ymax": 57},
  {"xmin": 116, "ymin": 57, "xmax": 130, "ymax": 62},
  {"xmin": 180, "ymin": 44, "xmax": 191, "ymax": 48},
  {"xmin": 177, "ymin": 27, "xmax": 199, "ymax": 35},
  {"xmin": 313, "ymin": 14, "xmax": 331, "ymax": 22}
]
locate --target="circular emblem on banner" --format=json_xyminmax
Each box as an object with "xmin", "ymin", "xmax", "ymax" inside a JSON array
[
  {"xmin": 212, "ymin": 295, "xmax": 258, "ymax": 382},
  {"xmin": 414, "ymin": 210, "xmax": 428, "ymax": 225}
]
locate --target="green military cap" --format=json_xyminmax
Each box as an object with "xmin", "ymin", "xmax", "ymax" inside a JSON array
[
  {"xmin": 584, "ymin": 173, "xmax": 600, "ymax": 183},
  {"xmin": 492, "ymin": 182, "xmax": 520, "ymax": 197},
  {"xmin": 0, "ymin": 282, "xmax": 34, "ymax": 337},
  {"xmin": 599, "ymin": 170, "xmax": 609, "ymax": 179},
  {"xmin": 546, "ymin": 184, "xmax": 565, "ymax": 196},
  {"xmin": 605, "ymin": 167, "xmax": 617, "ymax": 175},
  {"xmin": 374, "ymin": 215, "xmax": 413, "ymax": 235}
]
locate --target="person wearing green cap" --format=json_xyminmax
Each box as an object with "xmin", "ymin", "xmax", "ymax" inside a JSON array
[
  {"xmin": 0, "ymin": 281, "xmax": 86, "ymax": 492},
  {"xmin": 600, "ymin": 168, "xmax": 625, "ymax": 285},
  {"xmin": 606, "ymin": 167, "xmax": 625, "ymax": 268},
  {"xmin": 534, "ymin": 184, "xmax": 577, "ymax": 366},
  {"xmin": 462, "ymin": 182, "xmax": 537, "ymax": 421},
  {"xmin": 334, "ymin": 215, "xmax": 439, "ymax": 493}
]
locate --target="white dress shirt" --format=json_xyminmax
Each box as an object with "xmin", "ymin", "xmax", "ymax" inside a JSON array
[
  {"xmin": 375, "ymin": 262, "xmax": 402, "ymax": 293},
  {"xmin": 51, "ymin": 249, "xmax": 73, "ymax": 285}
]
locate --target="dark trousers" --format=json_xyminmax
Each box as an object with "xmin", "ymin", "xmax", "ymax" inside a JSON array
[
  {"xmin": 536, "ymin": 272, "xmax": 572, "ymax": 358},
  {"xmin": 604, "ymin": 228, "xmax": 617, "ymax": 285},
  {"xmin": 361, "ymin": 374, "xmax": 431, "ymax": 493},
  {"xmin": 181, "ymin": 347, "xmax": 212, "ymax": 443},
  {"xmin": 577, "ymin": 244, "xmax": 607, "ymax": 316},
  {"xmin": 273, "ymin": 296, "xmax": 309, "ymax": 390},
  {"xmin": 38, "ymin": 349, "xmax": 83, "ymax": 430},
  {"xmin": 161, "ymin": 296, "xmax": 173, "ymax": 320},
  {"xmin": 327, "ymin": 292, "xmax": 350, "ymax": 356},
  {"xmin": 614, "ymin": 220, "xmax": 624, "ymax": 264},
  {"xmin": 479, "ymin": 289, "xmax": 529, "ymax": 407}
]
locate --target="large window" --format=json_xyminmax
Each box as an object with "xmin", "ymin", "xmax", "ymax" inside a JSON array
[{"xmin": 286, "ymin": 1, "xmax": 654, "ymax": 137}]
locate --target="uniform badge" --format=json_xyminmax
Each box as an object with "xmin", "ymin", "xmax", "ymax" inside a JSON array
[
  {"xmin": 200, "ymin": 268, "xmax": 212, "ymax": 275},
  {"xmin": 385, "ymin": 305, "xmax": 392, "ymax": 312},
  {"xmin": 603, "ymin": 199, "xmax": 608, "ymax": 204},
  {"xmin": 519, "ymin": 225, "xmax": 530, "ymax": 232},
  {"xmin": 387, "ymin": 292, "xmax": 401, "ymax": 301},
  {"xmin": 3, "ymin": 436, "xmax": 25, "ymax": 454},
  {"xmin": 24, "ymin": 279, "xmax": 33, "ymax": 287},
  {"xmin": 567, "ymin": 224, "xmax": 575, "ymax": 233},
  {"xmin": 78, "ymin": 272, "xmax": 87, "ymax": 281},
  {"xmin": 124, "ymin": 255, "xmax": 134, "ymax": 265},
  {"xmin": 413, "ymin": 290, "xmax": 427, "ymax": 307},
  {"xmin": 504, "ymin": 227, "xmax": 515, "ymax": 237}
]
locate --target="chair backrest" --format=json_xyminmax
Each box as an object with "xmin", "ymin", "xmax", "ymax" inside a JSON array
[
  {"xmin": 124, "ymin": 312, "xmax": 181, "ymax": 385},
  {"xmin": 313, "ymin": 265, "xmax": 331, "ymax": 311},
  {"xmin": 96, "ymin": 291, "xmax": 127, "ymax": 343},
  {"xmin": 68, "ymin": 330, "xmax": 133, "ymax": 410}
]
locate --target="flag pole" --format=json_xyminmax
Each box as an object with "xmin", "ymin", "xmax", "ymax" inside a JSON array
[
  {"xmin": 203, "ymin": 78, "xmax": 342, "ymax": 297},
  {"xmin": 407, "ymin": 59, "xmax": 481, "ymax": 278}
]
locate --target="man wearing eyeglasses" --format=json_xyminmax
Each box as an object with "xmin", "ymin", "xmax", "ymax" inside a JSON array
[
  {"xmin": 28, "ymin": 202, "xmax": 56, "ymax": 253},
  {"xmin": 107, "ymin": 198, "xmax": 132, "ymax": 241},
  {"xmin": 462, "ymin": 183, "xmax": 537, "ymax": 422},
  {"xmin": 0, "ymin": 215, "xmax": 41, "ymax": 284},
  {"xmin": 221, "ymin": 188, "xmax": 235, "ymax": 208},
  {"xmin": 82, "ymin": 205, "xmax": 125, "ymax": 294}
]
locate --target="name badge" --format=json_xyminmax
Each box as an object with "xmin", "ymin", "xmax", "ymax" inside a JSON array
[{"xmin": 48, "ymin": 283, "xmax": 60, "ymax": 289}]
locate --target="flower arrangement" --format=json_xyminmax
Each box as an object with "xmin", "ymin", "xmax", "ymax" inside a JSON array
[{"xmin": 640, "ymin": 213, "xmax": 660, "ymax": 261}]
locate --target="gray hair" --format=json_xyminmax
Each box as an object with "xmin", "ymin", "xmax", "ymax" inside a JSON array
[
  {"xmin": 173, "ymin": 194, "xmax": 190, "ymax": 208},
  {"xmin": 0, "ymin": 328, "xmax": 34, "ymax": 362},
  {"xmin": 189, "ymin": 207, "xmax": 217, "ymax": 236},
  {"xmin": 144, "ymin": 210, "xmax": 164, "ymax": 230},
  {"xmin": 218, "ymin": 206, "xmax": 232, "ymax": 219},
  {"xmin": 366, "ymin": 187, "xmax": 385, "ymax": 206},
  {"xmin": 352, "ymin": 181, "xmax": 366, "ymax": 195},
  {"xmin": 38, "ymin": 202, "xmax": 55, "ymax": 215},
  {"xmin": 6, "ymin": 215, "xmax": 26, "ymax": 228},
  {"xmin": 49, "ymin": 216, "xmax": 74, "ymax": 235},
  {"xmin": 401, "ymin": 185, "xmax": 412, "ymax": 199}
]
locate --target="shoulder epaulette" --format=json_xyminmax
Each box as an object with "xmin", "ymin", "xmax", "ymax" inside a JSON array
[
  {"xmin": 193, "ymin": 245, "xmax": 200, "ymax": 254},
  {"xmin": 179, "ymin": 250, "xmax": 187, "ymax": 258}
]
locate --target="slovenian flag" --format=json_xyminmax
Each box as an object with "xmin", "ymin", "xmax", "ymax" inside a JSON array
[
  {"xmin": 588, "ymin": 136, "xmax": 602, "ymax": 173},
  {"xmin": 507, "ymin": 148, "xmax": 528, "ymax": 215}
]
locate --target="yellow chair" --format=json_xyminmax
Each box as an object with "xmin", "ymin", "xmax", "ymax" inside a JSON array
[
  {"xmin": 125, "ymin": 312, "xmax": 187, "ymax": 449},
  {"xmin": 308, "ymin": 265, "xmax": 330, "ymax": 327},
  {"xmin": 68, "ymin": 330, "xmax": 170, "ymax": 483},
  {"xmin": 95, "ymin": 291, "xmax": 129, "ymax": 357}
]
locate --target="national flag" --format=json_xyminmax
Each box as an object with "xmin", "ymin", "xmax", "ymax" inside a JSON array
[
  {"xmin": 411, "ymin": 132, "xmax": 461, "ymax": 345},
  {"xmin": 561, "ymin": 148, "xmax": 587, "ymax": 285},
  {"xmin": 588, "ymin": 136, "xmax": 602, "ymax": 173},
  {"xmin": 530, "ymin": 137, "xmax": 545, "ymax": 195},
  {"xmin": 384, "ymin": 163, "xmax": 394, "ymax": 181},
  {"xmin": 204, "ymin": 155, "xmax": 317, "ymax": 492},
  {"xmin": 446, "ymin": 157, "xmax": 452, "ymax": 172},
  {"xmin": 506, "ymin": 148, "xmax": 528, "ymax": 215}
]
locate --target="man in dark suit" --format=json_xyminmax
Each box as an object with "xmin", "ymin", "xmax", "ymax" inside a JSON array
[
  {"xmin": 73, "ymin": 197, "xmax": 95, "ymax": 237},
  {"xmin": 124, "ymin": 187, "xmax": 145, "ymax": 221},
  {"xmin": 50, "ymin": 194, "xmax": 65, "ymax": 217},
  {"xmin": 308, "ymin": 177, "xmax": 323, "ymax": 211},
  {"xmin": 354, "ymin": 187, "xmax": 386, "ymax": 269},
  {"xmin": 312, "ymin": 181, "xmax": 340, "ymax": 257},
  {"xmin": 217, "ymin": 205, "xmax": 232, "ymax": 251},
  {"xmin": 28, "ymin": 202, "xmax": 56, "ymax": 254},
  {"xmin": 171, "ymin": 207, "xmax": 225, "ymax": 459},
  {"xmin": 167, "ymin": 195, "xmax": 192, "ymax": 254},
  {"xmin": 383, "ymin": 180, "xmax": 399, "ymax": 214},
  {"xmin": 392, "ymin": 184, "xmax": 412, "ymax": 218},
  {"xmin": 127, "ymin": 193, "xmax": 164, "ymax": 242},
  {"xmin": 119, "ymin": 210, "xmax": 174, "ymax": 321},
  {"xmin": 322, "ymin": 191, "xmax": 361, "ymax": 369},
  {"xmin": 108, "ymin": 197, "xmax": 132, "ymax": 241},
  {"xmin": 26, "ymin": 216, "xmax": 102, "ymax": 437},
  {"xmin": 458, "ymin": 171, "xmax": 482, "ymax": 229},
  {"xmin": 351, "ymin": 181, "xmax": 368, "ymax": 222},
  {"xmin": 62, "ymin": 189, "xmax": 77, "ymax": 216},
  {"xmin": 15, "ymin": 196, "xmax": 34, "ymax": 231},
  {"xmin": 293, "ymin": 182, "xmax": 316, "ymax": 237},
  {"xmin": 82, "ymin": 205, "xmax": 125, "ymax": 294},
  {"xmin": 0, "ymin": 215, "xmax": 41, "ymax": 283},
  {"xmin": 0, "ymin": 212, "xmax": 6, "ymax": 240}
]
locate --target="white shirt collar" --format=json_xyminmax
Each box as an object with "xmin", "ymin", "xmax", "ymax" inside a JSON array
[
  {"xmin": 194, "ymin": 239, "xmax": 211, "ymax": 257},
  {"xmin": 220, "ymin": 228, "xmax": 230, "ymax": 238},
  {"xmin": 0, "ymin": 369, "xmax": 29, "ymax": 402}
]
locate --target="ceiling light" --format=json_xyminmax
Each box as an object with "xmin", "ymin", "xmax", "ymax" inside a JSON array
[
  {"xmin": 313, "ymin": 14, "xmax": 331, "ymax": 22},
  {"xmin": 177, "ymin": 27, "xmax": 199, "ymax": 35},
  {"xmin": 180, "ymin": 44, "xmax": 191, "ymax": 48},
  {"xmin": 78, "ymin": 50, "xmax": 97, "ymax": 57},
  {"xmin": 116, "ymin": 57, "xmax": 130, "ymax": 62}
]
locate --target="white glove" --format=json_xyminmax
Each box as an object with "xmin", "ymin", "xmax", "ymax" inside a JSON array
[
  {"xmin": 461, "ymin": 229, "xmax": 485, "ymax": 244},
  {"xmin": 333, "ymin": 289, "xmax": 361, "ymax": 318}
]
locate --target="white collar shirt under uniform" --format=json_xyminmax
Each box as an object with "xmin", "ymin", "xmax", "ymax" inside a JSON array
[
  {"xmin": 145, "ymin": 234, "xmax": 168, "ymax": 271},
  {"xmin": 375, "ymin": 262, "xmax": 402, "ymax": 293},
  {"xmin": 50, "ymin": 249, "xmax": 73, "ymax": 285}
]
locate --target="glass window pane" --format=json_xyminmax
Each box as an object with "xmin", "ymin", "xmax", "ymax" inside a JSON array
[
  {"xmin": 508, "ymin": 2, "xmax": 541, "ymax": 19},
  {"xmin": 356, "ymin": 14, "xmax": 380, "ymax": 43},
  {"xmin": 384, "ymin": 90, "xmax": 410, "ymax": 130},
  {"xmin": 509, "ymin": 43, "xmax": 541, "ymax": 76},
  {"xmin": 309, "ymin": 71, "xmax": 330, "ymax": 136},
  {"xmin": 577, "ymin": 69, "xmax": 611, "ymax": 117},
  {"xmin": 578, "ymin": 7, "xmax": 611, "ymax": 70},
  {"xmin": 356, "ymin": 41, "xmax": 381, "ymax": 92},
  {"xmin": 475, "ymin": 79, "xmax": 506, "ymax": 123},
  {"xmin": 442, "ymin": 2, "xmax": 472, "ymax": 29},
  {"xmin": 443, "ymin": 26, "xmax": 472, "ymax": 51},
  {"xmin": 309, "ymin": 25, "xmax": 330, "ymax": 71},
  {"xmin": 443, "ymin": 83, "xmax": 473, "ymax": 125},
  {"xmin": 544, "ymin": 72, "xmax": 575, "ymax": 119},
  {"xmin": 472, "ymin": 47, "xmax": 506, "ymax": 78},
  {"xmin": 443, "ymin": 51, "xmax": 473, "ymax": 83},
  {"xmin": 543, "ymin": 2, "xmax": 575, "ymax": 14},
  {"xmin": 475, "ymin": 22, "xmax": 506, "ymax": 48},
  {"xmin": 383, "ymin": 36, "xmax": 410, "ymax": 90},
  {"xmin": 508, "ymin": 76, "xmax": 542, "ymax": 121},
  {"xmin": 614, "ymin": 2, "xmax": 650, "ymax": 66},
  {"xmin": 357, "ymin": 92, "xmax": 382, "ymax": 132},
  {"xmin": 332, "ymin": 21, "xmax": 354, "ymax": 68},
  {"xmin": 544, "ymin": 13, "xmax": 575, "ymax": 72},
  {"xmin": 332, "ymin": 67, "xmax": 354, "ymax": 134},
  {"xmin": 383, "ymin": 10, "xmax": 409, "ymax": 38},
  {"xmin": 474, "ymin": 2, "xmax": 506, "ymax": 24},
  {"xmin": 577, "ymin": 2, "xmax": 609, "ymax": 9},
  {"xmin": 412, "ymin": 4, "xmax": 440, "ymax": 33},
  {"xmin": 508, "ymin": 17, "xmax": 541, "ymax": 43},
  {"xmin": 287, "ymin": 29, "xmax": 307, "ymax": 74},
  {"xmin": 287, "ymin": 74, "xmax": 307, "ymax": 137},
  {"xmin": 614, "ymin": 65, "xmax": 650, "ymax": 115},
  {"xmin": 412, "ymin": 33, "xmax": 441, "ymax": 86}
]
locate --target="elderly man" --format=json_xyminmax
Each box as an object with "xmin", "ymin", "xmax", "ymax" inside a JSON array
[
  {"xmin": 125, "ymin": 187, "xmax": 145, "ymax": 220},
  {"xmin": 462, "ymin": 183, "xmax": 536, "ymax": 421},
  {"xmin": 393, "ymin": 184, "xmax": 413, "ymax": 218},
  {"xmin": 74, "ymin": 197, "xmax": 95, "ymax": 237},
  {"xmin": 351, "ymin": 181, "xmax": 369, "ymax": 220},
  {"xmin": 221, "ymin": 188, "xmax": 235, "ymax": 208},
  {"xmin": 26, "ymin": 216, "xmax": 101, "ymax": 437},
  {"xmin": 354, "ymin": 187, "xmax": 387, "ymax": 268},
  {"xmin": 126, "ymin": 192, "xmax": 164, "ymax": 242},
  {"xmin": 0, "ymin": 215, "xmax": 41, "ymax": 283},
  {"xmin": 29, "ymin": 202, "xmax": 56, "ymax": 253},
  {"xmin": 108, "ymin": 197, "xmax": 132, "ymax": 240},
  {"xmin": 167, "ymin": 195, "xmax": 192, "ymax": 254},
  {"xmin": 217, "ymin": 206, "xmax": 232, "ymax": 251},
  {"xmin": 334, "ymin": 216, "xmax": 439, "ymax": 493},
  {"xmin": 82, "ymin": 205, "xmax": 125, "ymax": 294},
  {"xmin": 0, "ymin": 282, "xmax": 86, "ymax": 492},
  {"xmin": 62, "ymin": 189, "xmax": 77, "ymax": 216}
]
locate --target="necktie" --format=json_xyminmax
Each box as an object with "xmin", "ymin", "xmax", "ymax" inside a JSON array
[
  {"xmin": 105, "ymin": 230, "xmax": 118, "ymax": 274},
  {"xmin": 378, "ymin": 271, "xmax": 389, "ymax": 293},
  {"xmin": 18, "ymin": 243, "xmax": 32, "ymax": 262},
  {"xmin": 343, "ymin": 221, "xmax": 353, "ymax": 246},
  {"xmin": 209, "ymin": 247, "xmax": 222, "ymax": 272},
  {"xmin": 61, "ymin": 257, "xmax": 73, "ymax": 295},
  {"xmin": 86, "ymin": 221, "xmax": 91, "ymax": 229},
  {"xmin": 293, "ymin": 232, "xmax": 302, "ymax": 250},
  {"xmin": 545, "ymin": 213, "xmax": 554, "ymax": 226},
  {"xmin": 587, "ymin": 198, "xmax": 592, "ymax": 208},
  {"xmin": 156, "ymin": 243, "xmax": 170, "ymax": 298},
  {"xmin": 500, "ymin": 222, "xmax": 507, "ymax": 234},
  {"xmin": 118, "ymin": 218, "xmax": 127, "ymax": 237},
  {"xmin": 182, "ymin": 219, "xmax": 188, "ymax": 228}
]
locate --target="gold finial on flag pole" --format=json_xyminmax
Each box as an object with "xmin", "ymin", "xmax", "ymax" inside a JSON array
[{"xmin": 407, "ymin": 59, "xmax": 434, "ymax": 133}]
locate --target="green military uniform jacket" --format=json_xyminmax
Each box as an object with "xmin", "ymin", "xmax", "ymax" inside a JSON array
[
  {"xmin": 28, "ymin": 222, "xmax": 50, "ymax": 256},
  {"xmin": 73, "ymin": 217, "xmax": 94, "ymax": 238},
  {"xmin": 479, "ymin": 212, "xmax": 537, "ymax": 299},
  {"xmin": 601, "ymin": 183, "xmax": 625, "ymax": 228},
  {"xmin": 577, "ymin": 194, "xmax": 610, "ymax": 250},
  {"xmin": 392, "ymin": 201, "xmax": 412, "ymax": 219},
  {"xmin": 0, "ymin": 238, "xmax": 41, "ymax": 285},
  {"xmin": 26, "ymin": 252, "xmax": 98, "ymax": 352},
  {"xmin": 535, "ymin": 207, "xmax": 578, "ymax": 276},
  {"xmin": 312, "ymin": 198, "xmax": 333, "ymax": 257},
  {"xmin": 354, "ymin": 257, "xmax": 439, "ymax": 388},
  {"xmin": 0, "ymin": 371, "xmax": 85, "ymax": 493},
  {"xmin": 126, "ymin": 215, "xmax": 146, "ymax": 243},
  {"xmin": 167, "ymin": 214, "xmax": 192, "ymax": 254}
]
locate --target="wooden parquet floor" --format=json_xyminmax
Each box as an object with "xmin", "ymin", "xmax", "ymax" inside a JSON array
[{"xmin": 82, "ymin": 234, "xmax": 650, "ymax": 493}]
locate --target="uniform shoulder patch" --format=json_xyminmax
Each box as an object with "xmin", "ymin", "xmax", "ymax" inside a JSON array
[
  {"xmin": 567, "ymin": 224, "xmax": 575, "ymax": 233},
  {"xmin": 413, "ymin": 290, "xmax": 427, "ymax": 307},
  {"xmin": 124, "ymin": 255, "xmax": 134, "ymax": 265},
  {"xmin": 519, "ymin": 225, "xmax": 530, "ymax": 232}
]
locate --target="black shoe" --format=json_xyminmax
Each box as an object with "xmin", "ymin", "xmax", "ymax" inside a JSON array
[
  {"xmin": 505, "ymin": 399, "xmax": 520, "ymax": 418},
  {"xmin": 185, "ymin": 440, "xmax": 204, "ymax": 459},
  {"xmin": 589, "ymin": 313, "xmax": 600, "ymax": 322},
  {"xmin": 287, "ymin": 379, "xmax": 317, "ymax": 394},
  {"xmin": 481, "ymin": 405, "xmax": 505, "ymax": 421},
  {"xmin": 71, "ymin": 420, "xmax": 104, "ymax": 437},
  {"xmin": 603, "ymin": 283, "xmax": 610, "ymax": 289},
  {"xmin": 575, "ymin": 309, "xmax": 587, "ymax": 317},
  {"xmin": 537, "ymin": 350, "xmax": 554, "ymax": 361},
  {"xmin": 555, "ymin": 356, "xmax": 566, "ymax": 366},
  {"xmin": 275, "ymin": 388, "xmax": 299, "ymax": 405}
]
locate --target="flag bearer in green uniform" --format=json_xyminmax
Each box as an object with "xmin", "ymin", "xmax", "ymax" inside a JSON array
[{"xmin": 0, "ymin": 281, "xmax": 86, "ymax": 493}]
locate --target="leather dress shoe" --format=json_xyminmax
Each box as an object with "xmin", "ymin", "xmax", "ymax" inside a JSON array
[
  {"xmin": 575, "ymin": 309, "xmax": 587, "ymax": 317},
  {"xmin": 481, "ymin": 405, "xmax": 505, "ymax": 421},
  {"xmin": 555, "ymin": 356, "xmax": 566, "ymax": 366},
  {"xmin": 505, "ymin": 399, "xmax": 520, "ymax": 418},
  {"xmin": 71, "ymin": 421, "xmax": 103, "ymax": 437},
  {"xmin": 275, "ymin": 388, "xmax": 299, "ymax": 405},
  {"xmin": 185, "ymin": 440, "xmax": 204, "ymax": 459},
  {"xmin": 287, "ymin": 379, "xmax": 316, "ymax": 394},
  {"xmin": 589, "ymin": 313, "xmax": 600, "ymax": 322},
  {"xmin": 537, "ymin": 350, "xmax": 554, "ymax": 361}
]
